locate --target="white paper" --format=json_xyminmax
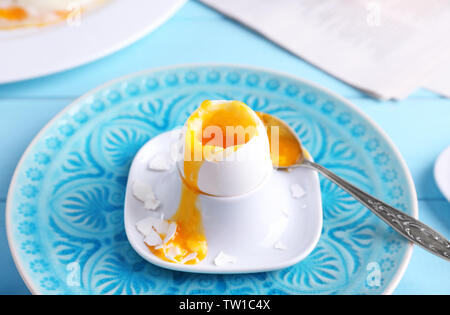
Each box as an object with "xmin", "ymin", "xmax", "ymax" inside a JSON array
[
  {"xmin": 424, "ymin": 65, "xmax": 450, "ymax": 98},
  {"xmin": 201, "ymin": 0, "xmax": 450, "ymax": 100}
]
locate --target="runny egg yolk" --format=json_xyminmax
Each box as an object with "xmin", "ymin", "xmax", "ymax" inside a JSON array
[
  {"xmin": 0, "ymin": 7, "xmax": 28, "ymax": 20},
  {"xmin": 147, "ymin": 100, "xmax": 259, "ymax": 264},
  {"xmin": 199, "ymin": 105, "xmax": 257, "ymax": 148}
]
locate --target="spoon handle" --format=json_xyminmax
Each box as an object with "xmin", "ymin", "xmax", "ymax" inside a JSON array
[{"xmin": 300, "ymin": 159, "xmax": 450, "ymax": 262}]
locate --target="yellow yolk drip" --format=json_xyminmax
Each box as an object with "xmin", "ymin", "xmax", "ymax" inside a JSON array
[
  {"xmin": 147, "ymin": 100, "xmax": 259, "ymax": 264},
  {"xmin": 0, "ymin": 7, "xmax": 28, "ymax": 20},
  {"xmin": 170, "ymin": 184, "xmax": 207, "ymax": 260},
  {"xmin": 146, "ymin": 185, "xmax": 207, "ymax": 264}
]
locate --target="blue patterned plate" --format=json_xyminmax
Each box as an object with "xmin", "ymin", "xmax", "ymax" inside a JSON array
[{"xmin": 6, "ymin": 65, "xmax": 417, "ymax": 295}]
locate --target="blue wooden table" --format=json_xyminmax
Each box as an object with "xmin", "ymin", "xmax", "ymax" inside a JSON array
[{"xmin": 1, "ymin": 1, "xmax": 449, "ymax": 294}]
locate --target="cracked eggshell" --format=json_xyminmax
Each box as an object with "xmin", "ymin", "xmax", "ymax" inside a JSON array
[
  {"xmin": 214, "ymin": 251, "xmax": 236, "ymax": 266},
  {"xmin": 136, "ymin": 216, "xmax": 169, "ymax": 236},
  {"xmin": 177, "ymin": 107, "xmax": 273, "ymax": 197},
  {"xmin": 132, "ymin": 180, "xmax": 155, "ymax": 202},
  {"xmin": 148, "ymin": 153, "xmax": 175, "ymax": 171},
  {"xmin": 144, "ymin": 230, "xmax": 163, "ymax": 247}
]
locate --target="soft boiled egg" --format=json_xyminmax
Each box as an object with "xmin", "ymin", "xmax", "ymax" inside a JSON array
[
  {"xmin": 0, "ymin": 0, "xmax": 105, "ymax": 29},
  {"xmin": 179, "ymin": 100, "xmax": 273, "ymax": 197},
  {"xmin": 143, "ymin": 100, "xmax": 273, "ymax": 265}
]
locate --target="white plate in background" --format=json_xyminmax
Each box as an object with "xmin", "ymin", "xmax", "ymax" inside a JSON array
[{"xmin": 0, "ymin": 0, "xmax": 186, "ymax": 84}]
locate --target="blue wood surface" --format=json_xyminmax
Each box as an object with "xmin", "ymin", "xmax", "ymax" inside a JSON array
[{"xmin": 0, "ymin": 0, "xmax": 449, "ymax": 294}]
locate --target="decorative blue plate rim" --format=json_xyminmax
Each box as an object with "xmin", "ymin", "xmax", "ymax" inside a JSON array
[{"xmin": 6, "ymin": 64, "xmax": 418, "ymax": 295}]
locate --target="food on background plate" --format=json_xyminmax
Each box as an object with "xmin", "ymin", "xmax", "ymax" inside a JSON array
[{"xmin": 0, "ymin": 0, "xmax": 106, "ymax": 30}]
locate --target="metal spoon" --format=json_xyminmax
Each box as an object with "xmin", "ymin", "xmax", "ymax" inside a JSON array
[{"xmin": 257, "ymin": 112, "xmax": 450, "ymax": 262}]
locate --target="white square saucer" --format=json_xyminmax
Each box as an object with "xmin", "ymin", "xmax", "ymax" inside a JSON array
[{"xmin": 125, "ymin": 129, "xmax": 323, "ymax": 273}]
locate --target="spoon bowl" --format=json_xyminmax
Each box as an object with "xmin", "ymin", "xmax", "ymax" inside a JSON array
[{"xmin": 257, "ymin": 112, "xmax": 305, "ymax": 168}]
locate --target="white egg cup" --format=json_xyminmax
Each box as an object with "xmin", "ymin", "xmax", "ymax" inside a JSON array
[{"xmin": 124, "ymin": 129, "xmax": 323, "ymax": 273}]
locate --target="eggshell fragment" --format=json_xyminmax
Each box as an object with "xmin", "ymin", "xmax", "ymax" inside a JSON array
[
  {"xmin": 136, "ymin": 216, "xmax": 156, "ymax": 236},
  {"xmin": 181, "ymin": 252, "xmax": 198, "ymax": 264},
  {"xmin": 144, "ymin": 230, "xmax": 163, "ymax": 247},
  {"xmin": 132, "ymin": 180, "xmax": 161, "ymax": 211},
  {"xmin": 144, "ymin": 198, "xmax": 161, "ymax": 211},
  {"xmin": 135, "ymin": 216, "xmax": 169, "ymax": 237},
  {"xmin": 163, "ymin": 222, "xmax": 177, "ymax": 244},
  {"xmin": 152, "ymin": 220, "xmax": 170, "ymax": 235},
  {"xmin": 281, "ymin": 208, "xmax": 291, "ymax": 217},
  {"xmin": 290, "ymin": 183, "xmax": 306, "ymax": 199},
  {"xmin": 274, "ymin": 241, "xmax": 288, "ymax": 250},
  {"xmin": 132, "ymin": 180, "xmax": 155, "ymax": 202},
  {"xmin": 165, "ymin": 244, "xmax": 183, "ymax": 262},
  {"xmin": 261, "ymin": 216, "xmax": 289, "ymax": 247},
  {"xmin": 148, "ymin": 153, "xmax": 174, "ymax": 171},
  {"xmin": 214, "ymin": 251, "xmax": 236, "ymax": 266}
]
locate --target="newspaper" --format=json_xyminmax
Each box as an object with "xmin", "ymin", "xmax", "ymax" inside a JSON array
[{"xmin": 201, "ymin": 0, "xmax": 450, "ymax": 99}]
